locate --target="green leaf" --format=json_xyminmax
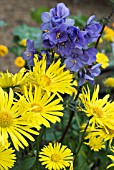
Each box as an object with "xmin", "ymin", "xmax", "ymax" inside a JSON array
[
  {"xmin": 75, "ymin": 146, "xmax": 91, "ymax": 170},
  {"xmin": 0, "ymin": 20, "xmax": 7, "ymax": 27},
  {"xmin": 31, "ymin": 6, "xmax": 49, "ymax": 24},
  {"xmin": 12, "ymin": 157, "xmax": 36, "ymax": 170},
  {"xmin": 13, "ymin": 24, "xmax": 41, "ymax": 40},
  {"xmin": 70, "ymin": 14, "xmax": 87, "ymax": 27}
]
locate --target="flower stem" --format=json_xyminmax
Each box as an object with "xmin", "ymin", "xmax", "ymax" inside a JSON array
[
  {"xmin": 74, "ymin": 121, "xmax": 89, "ymax": 162},
  {"xmin": 59, "ymin": 88, "xmax": 81, "ymax": 143},
  {"xmin": 95, "ymin": 9, "xmax": 114, "ymax": 49}
]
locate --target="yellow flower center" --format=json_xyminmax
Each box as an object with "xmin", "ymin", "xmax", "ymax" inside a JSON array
[
  {"xmin": 106, "ymin": 127, "xmax": 114, "ymax": 135},
  {"xmin": 0, "ymin": 111, "xmax": 13, "ymax": 128},
  {"xmin": 92, "ymin": 106, "xmax": 104, "ymax": 117},
  {"xmin": 51, "ymin": 154, "xmax": 61, "ymax": 162},
  {"xmin": 27, "ymin": 52, "xmax": 31, "ymax": 57},
  {"xmin": 71, "ymin": 59, "xmax": 76, "ymax": 63},
  {"xmin": 31, "ymin": 104, "xmax": 42, "ymax": 112},
  {"xmin": 41, "ymin": 75, "xmax": 51, "ymax": 87},
  {"xmin": 56, "ymin": 32, "xmax": 61, "ymax": 39}
]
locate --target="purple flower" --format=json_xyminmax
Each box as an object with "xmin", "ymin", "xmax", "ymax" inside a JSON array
[
  {"xmin": 64, "ymin": 56, "xmax": 83, "ymax": 72},
  {"xmin": 78, "ymin": 64, "xmax": 101, "ymax": 86},
  {"xmin": 48, "ymin": 24, "xmax": 68, "ymax": 45},
  {"xmin": 50, "ymin": 3, "xmax": 70, "ymax": 19},
  {"xmin": 83, "ymin": 47, "xmax": 98, "ymax": 64},
  {"xmin": 40, "ymin": 3, "xmax": 75, "ymax": 31},
  {"xmin": 57, "ymin": 40, "xmax": 75, "ymax": 56},
  {"xmin": 22, "ymin": 39, "xmax": 37, "ymax": 66},
  {"xmin": 84, "ymin": 15, "xmax": 102, "ymax": 43}
]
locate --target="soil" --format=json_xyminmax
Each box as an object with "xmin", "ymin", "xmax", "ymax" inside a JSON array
[{"xmin": 0, "ymin": 0, "xmax": 113, "ymax": 73}]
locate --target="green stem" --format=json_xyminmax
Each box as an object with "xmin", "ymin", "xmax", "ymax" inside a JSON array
[
  {"xmin": 80, "ymin": 150, "xmax": 91, "ymax": 170},
  {"xmin": 101, "ymin": 141, "xmax": 109, "ymax": 169},
  {"xmin": 74, "ymin": 121, "xmax": 89, "ymax": 162},
  {"xmin": 36, "ymin": 135, "xmax": 40, "ymax": 170},
  {"xmin": 39, "ymin": 127, "xmax": 46, "ymax": 143}
]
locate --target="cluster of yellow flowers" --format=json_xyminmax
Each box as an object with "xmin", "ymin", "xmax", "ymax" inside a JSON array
[
  {"xmin": 78, "ymin": 85, "xmax": 114, "ymax": 168},
  {"xmin": 0, "ymin": 56, "xmax": 75, "ymax": 169}
]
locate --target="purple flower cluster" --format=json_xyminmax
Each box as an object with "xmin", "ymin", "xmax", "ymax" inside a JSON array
[{"xmin": 40, "ymin": 3, "xmax": 102, "ymax": 86}]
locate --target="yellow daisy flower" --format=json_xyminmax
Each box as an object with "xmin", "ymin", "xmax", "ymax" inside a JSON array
[
  {"xmin": 78, "ymin": 85, "xmax": 114, "ymax": 130},
  {"xmin": 96, "ymin": 52, "xmax": 109, "ymax": 69},
  {"xmin": 23, "ymin": 85, "xmax": 63, "ymax": 128},
  {"xmin": 104, "ymin": 77, "xmax": 114, "ymax": 87},
  {"xmin": 39, "ymin": 142, "xmax": 73, "ymax": 170},
  {"xmin": 107, "ymin": 155, "xmax": 114, "ymax": 169},
  {"xmin": 19, "ymin": 39, "xmax": 27, "ymax": 46},
  {"xmin": 0, "ymin": 87, "xmax": 39, "ymax": 151},
  {"xmin": 103, "ymin": 26, "xmax": 114, "ymax": 42},
  {"xmin": 90, "ymin": 127, "xmax": 114, "ymax": 152},
  {"xmin": 0, "ymin": 45, "xmax": 8, "ymax": 57},
  {"xmin": 27, "ymin": 58, "xmax": 74, "ymax": 99},
  {"xmin": 14, "ymin": 56, "xmax": 25, "ymax": 68},
  {"xmin": 0, "ymin": 68, "xmax": 28, "ymax": 92},
  {"xmin": 81, "ymin": 123, "xmax": 114, "ymax": 152},
  {"xmin": 84, "ymin": 136, "xmax": 105, "ymax": 152},
  {"xmin": 0, "ymin": 143, "xmax": 16, "ymax": 170},
  {"xmin": 81, "ymin": 123, "xmax": 105, "ymax": 151}
]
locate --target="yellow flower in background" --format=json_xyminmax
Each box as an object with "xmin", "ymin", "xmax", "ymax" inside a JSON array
[
  {"xmin": 0, "ymin": 143, "xmax": 16, "ymax": 170},
  {"xmin": 19, "ymin": 39, "xmax": 27, "ymax": 46},
  {"xmin": 39, "ymin": 142, "xmax": 73, "ymax": 170},
  {"xmin": 85, "ymin": 136, "xmax": 105, "ymax": 152},
  {"xmin": 99, "ymin": 38, "xmax": 103, "ymax": 44},
  {"xmin": 107, "ymin": 155, "xmax": 114, "ymax": 169},
  {"xmin": 14, "ymin": 56, "xmax": 25, "ymax": 68},
  {"xmin": 78, "ymin": 85, "xmax": 114, "ymax": 130},
  {"xmin": 96, "ymin": 52, "xmax": 109, "ymax": 69},
  {"xmin": 81, "ymin": 123, "xmax": 105, "ymax": 151},
  {"xmin": 23, "ymin": 85, "xmax": 63, "ymax": 128},
  {"xmin": 0, "ymin": 87, "xmax": 39, "ymax": 151},
  {"xmin": 81, "ymin": 122, "xmax": 114, "ymax": 152},
  {"xmin": 0, "ymin": 45, "xmax": 8, "ymax": 57},
  {"xmin": 27, "ymin": 58, "xmax": 74, "ymax": 99},
  {"xmin": 0, "ymin": 68, "xmax": 28, "ymax": 91},
  {"xmin": 112, "ymin": 23, "xmax": 114, "ymax": 28},
  {"xmin": 103, "ymin": 26, "xmax": 114, "ymax": 42},
  {"xmin": 104, "ymin": 77, "xmax": 114, "ymax": 87}
]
